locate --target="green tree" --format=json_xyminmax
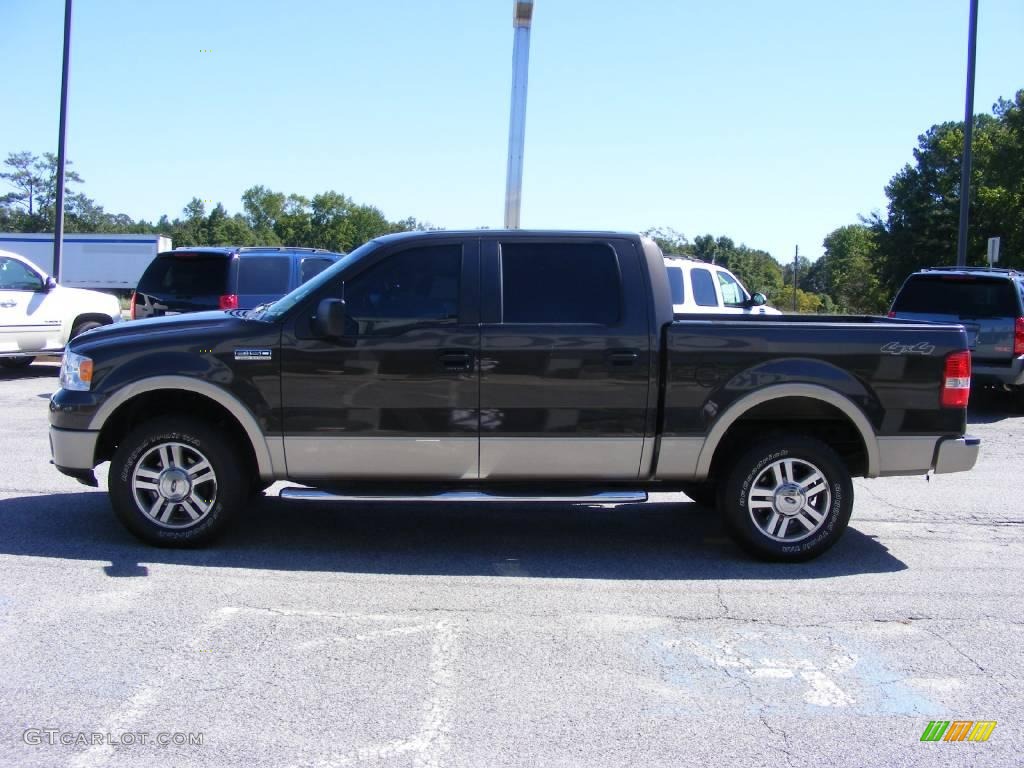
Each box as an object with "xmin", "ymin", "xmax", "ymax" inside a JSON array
[
  {"xmin": 812, "ymin": 225, "xmax": 887, "ymax": 314},
  {"xmin": 871, "ymin": 90, "xmax": 1024, "ymax": 297},
  {"xmin": 0, "ymin": 151, "xmax": 47, "ymax": 216},
  {"xmin": 643, "ymin": 226, "xmax": 689, "ymax": 255}
]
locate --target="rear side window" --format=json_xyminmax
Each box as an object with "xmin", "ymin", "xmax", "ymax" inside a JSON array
[
  {"xmin": 893, "ymin": 275, "xmax": 1020, "ymax": 317},
  {"xmin": 137, "ymin": 255, "xmax": 229, "ymax": 296},
  {"xmin": 237, "ymin": 256, "xmax": 290, "ymax": 295},
  {"xmin": 667, "ymin": 266, "xmax": 685, "ymax": 304},
  {"xmin": 500, "ymin": 242, "xmax": 621, "ymax": 324},
  {"xmin": 691, "ymin": 268, "xmax": 720, "ymax": 307},
  {"xmin": 300, "ymin": 258, "xmax": 334, "ymax": 283}
]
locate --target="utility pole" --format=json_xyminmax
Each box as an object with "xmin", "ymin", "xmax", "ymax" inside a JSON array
[
  {"xmin": 956, "ymin": 0, "xmax": 979, "ymax": 267},
  {"xmin": 503, "ymin": 1, "xmax": 534, "ymax": 229},
  {"xmin": 53, "ymin": 0, "xmax": 73, "ymax": 282},
  {"xmin": 792, "ymin": 245, "xmax": 799, "ymax": 312}
]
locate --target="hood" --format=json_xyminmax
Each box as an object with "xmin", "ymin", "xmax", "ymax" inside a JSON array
[{"xmin": 69, "ymin": 310, "xmax": 261, "ymax": 353}]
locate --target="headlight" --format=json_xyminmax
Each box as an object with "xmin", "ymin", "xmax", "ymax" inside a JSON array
[{"xmin": 60, "ymin": 351, "xmax": 94, "ymax": 391}]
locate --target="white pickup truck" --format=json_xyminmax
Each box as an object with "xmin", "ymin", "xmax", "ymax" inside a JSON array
[{"xmin": 0, "ymin": 249, "xmax": 122, "ymax": 368}]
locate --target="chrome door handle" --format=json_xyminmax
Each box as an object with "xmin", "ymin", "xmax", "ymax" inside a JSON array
[
  {"xmin": 0, "ymin": 301, "xmax": 16, "ymax": 308},
  {"xmin": 439, "ymin": 350, "xmax": 473, "ymax": 371},
  {"xmin": 609, "ymin": 350, "xmax": 639, "ymax": 366}
]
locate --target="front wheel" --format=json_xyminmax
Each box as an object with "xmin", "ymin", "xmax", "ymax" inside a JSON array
[
  {"xmin": 108, "ymin": 417, "xmax": 248, "ymax": 546},
  {"xmin": 721, "ymin": 436, "xmax": 853, "ymax": 562},
  {"xmin": 70, "ymin": 319, "xmax": 105, "ymax": 341}
]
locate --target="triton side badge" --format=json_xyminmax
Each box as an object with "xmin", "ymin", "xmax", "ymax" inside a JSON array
[{"xmin": 234, "ymin": 349, "xmax": 272, "ymax": 361}]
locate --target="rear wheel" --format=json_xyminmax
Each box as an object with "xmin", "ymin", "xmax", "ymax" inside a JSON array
[
  {"xmin": 721, "ymin": 436, "xmax": 853, "ymax": 562},
  {"xmin": 0, "ymin": 356, "xmax": 35, "ymax": 369},
  {"xmin": 108, "ymin": 417, "xmax": 247, "ymax": 546}
]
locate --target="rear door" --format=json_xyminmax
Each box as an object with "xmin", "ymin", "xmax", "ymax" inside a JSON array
[
  {"xmin": 134, "ymin": 252, "xmax": 230, "ymax": 317},
  {"xmin": 892, "ymin": 274, "xmax": 1021, "ymax": 363},
  {"xmin": 478, "ymin": 236, "xmax": 652, "ymax": 480}
]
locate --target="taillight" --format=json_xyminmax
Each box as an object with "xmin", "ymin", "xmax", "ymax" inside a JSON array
[
  {"xmin": 941, "ymin": 350, "xmax": 971, "ymax": 408},
  {"xmin": 1015, "ymin": 317, "xmax": 1024, "ymax": 356},
  {"xmin": 129, "ymin": 291, "xmax": 137, "ymax": 320},
  {"xmin": 219, "ymin": 294, "xmax": 239, "ymax": 310}
]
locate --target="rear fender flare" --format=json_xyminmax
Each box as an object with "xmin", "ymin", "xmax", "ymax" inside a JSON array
[{"xmin": 695, "ymin": 382, "xmax": 879, "ymax": 478}]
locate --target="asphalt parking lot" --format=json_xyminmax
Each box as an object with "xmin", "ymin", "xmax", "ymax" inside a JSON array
[{"xmin": 0, "ymin": 361, "xmax": 1021, "ymax": 767}]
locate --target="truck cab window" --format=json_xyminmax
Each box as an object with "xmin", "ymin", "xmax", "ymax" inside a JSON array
[
  {"xmin": 345, "ymin": 244, "xmax": 461, "ymax": 335},
  {"xmin": 716, "ymin": 270, "xmax": 748, "ymax": 307},
  {"xmin": 500, "ymin": 242, "xmax": 621, "ymax": 324},
  {"xmin": 691, "ymin": 268, "xmax": 720, "ymax": 307},
  {"xmin": 0, "ymin": 257, "xmax": 42, "ymax": 291}
]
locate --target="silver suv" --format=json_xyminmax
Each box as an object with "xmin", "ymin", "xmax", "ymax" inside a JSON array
[{"xmin": 889, "ymin": 267, "xmax": 1024, "ymax": 393}]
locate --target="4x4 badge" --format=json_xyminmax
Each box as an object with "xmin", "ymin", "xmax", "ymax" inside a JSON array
[
  {"xmin": 234, "ymin": 348, "xmax": 272, "ymax": 361},
  {"xmin": 881, "ymin": 341, "xmax": 935, "ymax": 355}
]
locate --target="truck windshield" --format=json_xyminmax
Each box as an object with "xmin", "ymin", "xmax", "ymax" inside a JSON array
[{"xmin": 256, "ymin": 241, "xmax": 378, "ymax": 321}]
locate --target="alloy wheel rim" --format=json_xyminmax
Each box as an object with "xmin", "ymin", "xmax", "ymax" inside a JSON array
[
  {"xmin": 747, "ymin": 457, "xmax": 831, "ymax": 543},
  {"xmin": 131, "ymin": 442, "xmax": 217, "ymax": 529}
]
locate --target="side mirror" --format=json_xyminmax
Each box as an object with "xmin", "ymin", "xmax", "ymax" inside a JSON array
[
  {"xmin": 749, "ymin": 292, "xmax": 767, "ymax": 307},
  {"xmin": 44, "ymin": 276, "xmax": 58, "ymax": 291},
  {"xmin": 314, "ymin": 298, "xmax": 347, "ymax": 337}
]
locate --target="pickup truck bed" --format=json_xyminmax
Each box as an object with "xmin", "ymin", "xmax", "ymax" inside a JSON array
[{"xmin": 48, "ymin": 230, "xmax": 980, "ymax": 561}]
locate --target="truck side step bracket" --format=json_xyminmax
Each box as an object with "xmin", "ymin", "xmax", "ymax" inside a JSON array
[{"xmin": 278, "ymin": 488, "xmax": 648, "ymax": 504}]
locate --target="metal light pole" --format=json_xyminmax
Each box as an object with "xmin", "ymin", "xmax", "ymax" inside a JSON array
[
  {"xmin": 956, "ymin": 0, "xmax": 979, "ymax": 267},
  {"xmin": 503, "ymin": 1, "xmax": 534, "ymax": 229},
  {"xmin": 53, "ymin": 0, "xmax": 73, "ymax": 282},
  {"xmin": 792, "ymin": 245, "xmax": 799, "ymax": 312}
]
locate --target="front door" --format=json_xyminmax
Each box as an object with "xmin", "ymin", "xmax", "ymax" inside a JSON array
[
  {"xmin": 0, "ymin": 256, "xmax": 59, "ymax": 354},
  {"xmin": 280, "ymin": 239, "xmax": 480, "ymax": 481}
]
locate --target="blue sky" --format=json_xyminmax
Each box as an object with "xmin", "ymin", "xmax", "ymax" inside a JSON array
[{"xmin": 1, "ymin": 0, "xmax": 1021, "ymax": 262}]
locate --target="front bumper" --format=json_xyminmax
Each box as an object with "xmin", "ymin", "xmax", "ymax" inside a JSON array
[{"xmin": 49, "ymin": 426, "xmax": 100, "ymax": 486}]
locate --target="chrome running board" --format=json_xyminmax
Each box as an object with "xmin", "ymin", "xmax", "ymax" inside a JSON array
[{"xmin": 278, "ymin": 488, "xmax": 647, "ymax": 504}]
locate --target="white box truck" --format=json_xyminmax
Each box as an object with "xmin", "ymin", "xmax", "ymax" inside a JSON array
[{"xmin": 0, "ymin": 233, "xmax": 172, "ymax": 291}]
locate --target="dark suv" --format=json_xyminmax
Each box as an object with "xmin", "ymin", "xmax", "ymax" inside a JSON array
[
  {"xmin": 131, "ymin": 246, "xmax": 344, "ymax": 319},
  {"xmin": 889, "ymin": 267, "xmax": 1024, "ymax": 393}
]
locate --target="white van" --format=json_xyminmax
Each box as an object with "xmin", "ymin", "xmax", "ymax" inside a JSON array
[{"xmin": 664, "ymin": 256, "xmax": 781, "ymax": 315}]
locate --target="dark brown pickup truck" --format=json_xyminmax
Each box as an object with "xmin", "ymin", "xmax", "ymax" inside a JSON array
[{"xmin": 50, "ymin": 230, "xmax": 980, "ymax": 560}]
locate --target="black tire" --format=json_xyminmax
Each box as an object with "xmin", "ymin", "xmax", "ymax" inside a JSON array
[
  {"xmin": 680, "ymin": 481, "xmax": 718, "ymax": 509},
  {"xmin": 0, "ymin": 356, "xmax": 35, "ymax": 369},
  {"xmin": 70, "ymin": 319, "xmax": 105, "ymax": 340},
  {"xmin": 721, "ymin": 435, "xmax": 853, "ymax": 562},
  {"xmin": 108, "ymin": 417, "xmax": 248, "ymax": 547}
]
